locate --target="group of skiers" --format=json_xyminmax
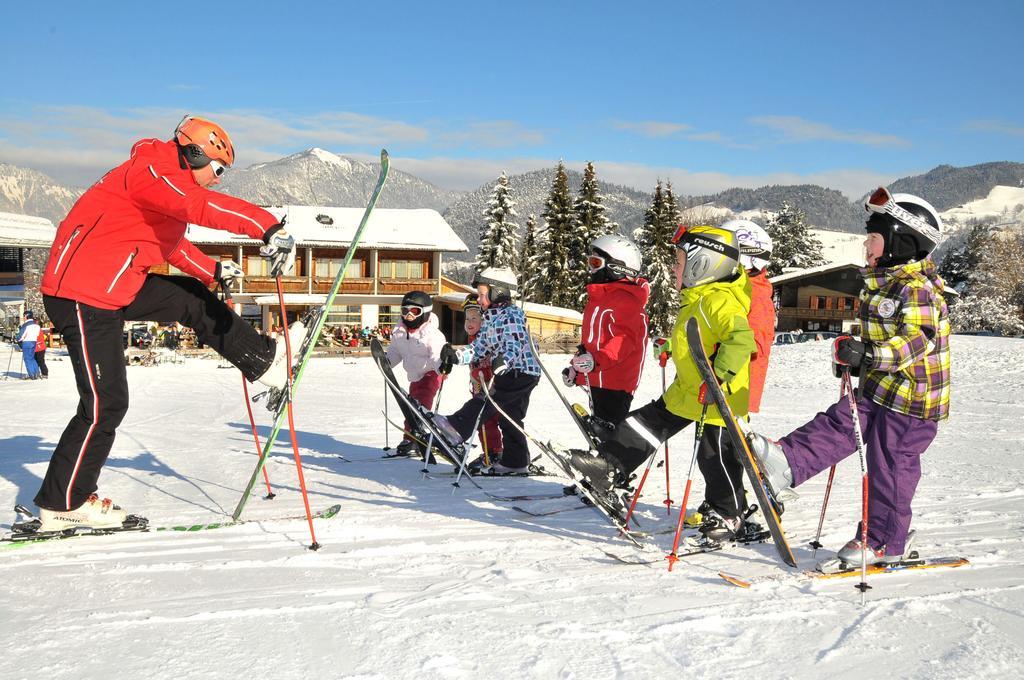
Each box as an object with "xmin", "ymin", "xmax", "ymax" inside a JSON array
[
  {"xmin": 11, "ymin": 310, "xmax": 49, "ymax": 379},
  {"xmin": 21, "ymin": 113, "xmax": 952, "ymax": 570}
]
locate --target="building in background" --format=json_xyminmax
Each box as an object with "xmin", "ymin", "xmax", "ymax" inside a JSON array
[
  {"xmin": 0, "ymin": 211, "xmax": 56, "ymax": 334},
  {"xmin": 181, "ymin": 206, "xmax": 469, "ymax": 332},
  {"xmin": 770, "ymin": 263, "xmax": 864, "ymax": 334}
]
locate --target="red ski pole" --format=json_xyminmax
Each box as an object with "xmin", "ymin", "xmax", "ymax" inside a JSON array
[
  {"xmin": 659, "ymin": 350, "xmax": 672, "ymax": 515},
  {"xmin": 275, "ymin": 277, "xmax": 320, "ymax": 550},
  {"xmin": 222, "ymin": 284, "xmax": 274, "ymax": 499},
  {"xmin": 809, "ymin": 379, "xmax": 848, "ymax": 557},
  {"xmin": 841, "ymin": 368, "xmax": 871, "ymax": 603},
  {"xmin": 666, "ymin": 403, "xmax": 708, "ymax": 571}
]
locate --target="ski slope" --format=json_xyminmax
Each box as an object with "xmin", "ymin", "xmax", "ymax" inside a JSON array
[{"xmin": 1, "ymin": 337, "xmax": 1022, "ymax": 679}]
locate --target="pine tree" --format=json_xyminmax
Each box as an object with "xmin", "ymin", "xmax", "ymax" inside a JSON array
[
  {"xmin": 764, "ymin": 202, "xmax": 826, "ymax": 276},
  {"xmin": 474, "ymin": 172, "xmax": 519, "ymax": 275},
  {"xmin": 634, "ymin": 181, "xmax": 678, "ymax": 336},
  {"xmin": 535, "ymin": 162, "xmax": 577, "ymax": 308},
  {"xmin": 938, "ymin": 222, "xmax": 990, "ymax": 293},
  {"xmin": 519, "ymin": 214, "xmax": 540, "ymax": 301},
  {"xmin": 949, "ymin": 227, "xmax": 1024, "ymax": 335}
]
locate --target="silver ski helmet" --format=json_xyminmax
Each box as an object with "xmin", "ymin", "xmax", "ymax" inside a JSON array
[
  {"xmin": 589, "ymin": 233, "xmax": 642, "ymax": 283},
  {"xmin": 473, "ymin": 266, "xmax": 518, "ymax": 306},
  {"xmin": 863, "ymin": 187, "xmax": 942, "ymax": 266},
  {"xmin": 671, "ymin": 225, "xmax": 741, "ymax": 289},
  {"xmin": 720, "ymin": 219, "xmax": 773, "ymax": 273},
  {"xmin": 400, "ymin": 290, "xmax": 433, "ymax": 329}
]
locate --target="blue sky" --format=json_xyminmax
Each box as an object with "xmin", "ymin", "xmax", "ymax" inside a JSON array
[{"xmin": 1, "ymin": 1, "xmax": 1021, "ymax": 198}]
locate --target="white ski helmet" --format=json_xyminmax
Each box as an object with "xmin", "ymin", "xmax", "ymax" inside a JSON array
[
  {"xmin": 721, "ymin": 219, "xmax": 773, "ymax": 273},
  {"xmin": 473, "ymin": 266, "xmax": 518, "ymax": 305},
  {"xmin": 589, "ymin": 233, "xmax": 642, "ymax": 283},
  {"xmin": 672, "ymin": 225, "xmax": 741, "ymax": 288}
]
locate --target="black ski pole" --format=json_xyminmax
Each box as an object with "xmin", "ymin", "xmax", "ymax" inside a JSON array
[{"xmin": 4, "ymin": 342, "xmax": 14, "ymax": 380}]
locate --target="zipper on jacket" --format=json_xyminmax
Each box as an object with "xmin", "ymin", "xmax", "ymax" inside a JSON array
[
  {"xmin": 51, "ymin": 227, "xmax": 82, "ymax": 276},
  {"xmin": 106, "ymin": 248, "xmax": 138, "ymax": 294}
]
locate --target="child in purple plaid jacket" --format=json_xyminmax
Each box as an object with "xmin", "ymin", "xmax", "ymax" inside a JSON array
[{"xmin": 748, "ymin": 187, "xmax": 950, "ymax": 567}]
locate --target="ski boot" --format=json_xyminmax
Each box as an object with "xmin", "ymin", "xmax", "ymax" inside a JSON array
[
  {"xmin": 568, "ymin": 450, "xmax": 622, "ymax": 493},
  {"xmin": 386, "ymin": 439, "xmax": 421, "ymax": 458},
  {"xmin": 37, "ymin": 495, "xmax": 131, "ymax": 532}
]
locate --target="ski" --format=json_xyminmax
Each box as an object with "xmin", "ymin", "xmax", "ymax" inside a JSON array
[
  {"xmin": 718, "ymin": 555, "xmax": 969, "ymax": 588},
  {"xmin": 684, "ymin": 317, "xmax": 798, "ymax": 569},
  {"xmin": 479, "ymin": 378, "xmax": 645, "ymax": 548},
  {"xmin": 604, "ymin": 540, "xmax": 723, "ymax": 566},
  {"xmin": 369, "ymin": 339, "xmax": 484, "ymax": 489},
  {"xmin": 512, "ymin": 503, "xmax": 588, "ymax": 517},
  {"xmin": 529, "ymin": 334, "xmax": 601, "ymax": 451},
  {"xmin": 233, "ymin": 149, "xmax": 390, "ymax": 521},
  {"xmin": 483, "ymin": 491, "xmax": 570, "ymax": 503},
  {"xmin": 2, "ymin": 504, "xmax": 342, "ymax": 548}
]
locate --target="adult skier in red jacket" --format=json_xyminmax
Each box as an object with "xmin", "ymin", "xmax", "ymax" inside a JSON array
[
  {"xmin": 563, "ymin": 234, "xmax": 650, "ymax": 425},
  {"xmin": 34, "ymin": 115, "xmax": 301, "ymax": 532}
]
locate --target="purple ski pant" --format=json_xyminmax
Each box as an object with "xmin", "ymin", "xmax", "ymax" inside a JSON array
[{"xmin": 779, "ymin": 395, "xmax": 937, "ymax": 555}]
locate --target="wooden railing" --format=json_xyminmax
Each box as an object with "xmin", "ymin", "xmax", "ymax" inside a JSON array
[{"xmin": 778, "ymin": 306, "xmax": 857, "ymax": 321}]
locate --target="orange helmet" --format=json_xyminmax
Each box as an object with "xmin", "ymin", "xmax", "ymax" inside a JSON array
[{"xmin": 174, "ymin": 115, "xmax": 235, "ymax": 168}]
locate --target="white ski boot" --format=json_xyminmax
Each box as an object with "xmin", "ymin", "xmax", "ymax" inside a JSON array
[
  {"xmin": 746, "ymin": 432, "xmax": 795, "ymax": 498},
  {"xmin": 256, "ymin": 319, "xmax": 309, "ymax": 391},
  {"xmin": 38, "ymin": 495, "xmax": 128, "ymax": 532}
]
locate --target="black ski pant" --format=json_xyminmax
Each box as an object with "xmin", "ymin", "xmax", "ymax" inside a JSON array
[
  {"xmin": 590, "ymin": 386, "xmax": 633, "ymax": 425},
  {"xmin": 446, "ymin": 370, "xmax": 540, "ymax": 468},
  {"xmin": 34, "ymin": 349, "xmax": 48, "ymax": 377},
  {"xmin": 36, "ymin": 275, "xmax": 276, "ymax": 511},
  {"xmin": 600, "ymin": 398, "xmax": 748, "ymax": 517}
]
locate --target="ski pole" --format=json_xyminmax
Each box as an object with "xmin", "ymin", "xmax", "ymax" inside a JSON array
[
  {"xmin": 809, "ymin": 379, "xmax": 848, "ymax": 556},
  {"xmin": 4, "ymin": 342, "xmax": 14, "ymax": 380},
  {"xmin": 221, "ymin": 284, "xmax": 275, "ymax": 499},
  {"xmin": 274, "ymin": 276, "xmax": 320, "ymax": 550},
  {"xmin": 382, "ymin": 379, "xmax": 391, "ymax": 451},
  {"xmin": 659, "ymin": 350, "xmax": 673, "ymax": 515},
  {"xmin": 420, "ymin": 373, "xmax": 447, "ymax": 474},
  {"xmin": 666, "ymin": 403, "xmax": 709, "ymax": 571},
  {"xmin": 841, "ymin": 367, "xmax": 871, "ymax": 604},
  {"xmin": 451, "ymin": 376, "xmax": 492, "ymax": 492}
]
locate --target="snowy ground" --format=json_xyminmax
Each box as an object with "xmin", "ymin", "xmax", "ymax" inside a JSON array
[{"xmin": 1, "ymin": 337, "xmax": 1022, "ymax": 679}]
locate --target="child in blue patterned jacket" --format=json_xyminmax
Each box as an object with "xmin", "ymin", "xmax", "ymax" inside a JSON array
[{"xmin": 436, "ymin": 267, "xmax": 541, "ymax": 475}]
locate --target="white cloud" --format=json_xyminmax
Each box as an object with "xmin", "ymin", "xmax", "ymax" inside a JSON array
[
  {"xmin": 613, "ymin": 120, "xmax": 691, "ymax": 138},
  {"xmin": 436, "ymin": 121, "xmax": 546, "ymax": 149},
  {"xmin": 750, "ymin": 115, "xmax": 910, "ymax": 148},
  {"xmin": 964, "ymin": 119, "xmax": 1024, "ymax": 138}
]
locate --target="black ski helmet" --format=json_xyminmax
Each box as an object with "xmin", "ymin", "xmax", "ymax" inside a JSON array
[
  {"xmin": 863, "ymin": 187, "xmax": 943, "ymax": 267},
  {"xmin": 400, "ymin": 290, "xmax": 433, "ymax": 329},
  {"xmin": 472, "ymin": 267, "xmax": 518, "ymax": 306}
]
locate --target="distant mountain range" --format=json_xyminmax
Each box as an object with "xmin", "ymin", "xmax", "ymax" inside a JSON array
[{"xmin": 3, "ymin": 152, "xmax": 1022, "ymax": 260}]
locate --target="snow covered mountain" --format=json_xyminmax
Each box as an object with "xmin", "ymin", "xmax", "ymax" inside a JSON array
[
  {"xmin": 0, "ymin": 163, "xmax": 81, "ymax": 225},
  {"xmin": 217, "ymin": 148, "xmax": 462, "ymax": 212}
]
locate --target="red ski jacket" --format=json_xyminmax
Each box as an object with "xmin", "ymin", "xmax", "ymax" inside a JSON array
[
  {"xmin": 575, "ymin": 279, "xmax": 650, "ymax": 394},
  {"xmin": 41, "ymin": 138, "xmax": 280, "ymax": 310},
  {"xmin": 746, "ymin": 271, "xmax": 775, "ymax": 413}
]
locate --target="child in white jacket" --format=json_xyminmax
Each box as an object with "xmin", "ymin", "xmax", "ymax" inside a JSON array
[{"xmin": 386, "ymin": 291, "xmax": 447, "ymax": 456}]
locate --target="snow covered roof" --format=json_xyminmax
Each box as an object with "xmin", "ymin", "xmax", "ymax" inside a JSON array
[
  {"xmin": 769, "ymin": 262, "xmax": 861, "ymax": 284},
  {"xmin": 0, "ymin": 211, "xmax": 56, "ymax": 248},
  {"xmin": 187, "ymin": 205, "xmax": 468, "ymax": 253}
]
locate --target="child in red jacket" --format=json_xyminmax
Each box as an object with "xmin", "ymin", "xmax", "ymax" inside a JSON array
[{"xmin": 564, "ymin": 234, "xmax": 649, "ymax": 426}]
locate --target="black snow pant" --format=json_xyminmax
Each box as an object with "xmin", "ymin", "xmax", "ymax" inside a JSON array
[
  {"xmin": 34, "ymin": 349, "xmax": 48, "ymax": 377},
  {"xmin": 600, "ymin": 397, "xmax": 748, "ymax": 517},
  {"xmin": 446, "ymin": 369, "xmax": 540, "ymax": 468},
  {"xmin": 36, "ymin": 275, "xmax": 276, "ymax": 511},
  {"xmin": 589, "ymin": 386, "xmax": 633, "ymax": 425}
]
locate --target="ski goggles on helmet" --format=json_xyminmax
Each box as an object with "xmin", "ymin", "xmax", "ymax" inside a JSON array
[
  {"xmin": 864, "ymin": 187, "xmax": 940, "ymax": 243},
  {"xmin": 209, "ymin": 160, "xmax": 228, "ymax": 177},
  {"xmin": 587, "ymin": 253, "xmax": 606, "ymax": 272},
  {"xmin": 670, "ymin": 224, "xmax": 688, "ymax": 246},
  {"xmin": 401, "ymin": 304, "xmax": 431, "ymax": 318}
]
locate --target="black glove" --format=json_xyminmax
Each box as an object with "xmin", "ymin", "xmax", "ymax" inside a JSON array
[
  {"xmin": 491, "ymin": 355, "xmax": 508, "ymax": 376},
  {"xmin": 833, "ymin": 336, "xmax": 874, "ymax": 370},
  {"xmin": 439, "ymin": 343, "xmax": 458, "ymax": 375}
]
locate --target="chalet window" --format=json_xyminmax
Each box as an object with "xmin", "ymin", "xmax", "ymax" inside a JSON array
[
  {"xmin": 0, "ymin": 247, "xmax": 22, "ymax": 273},
  {"xmin": 379, "ymin": 259, "xmax": 427, "ymax": 279},
  {"xmin": 315, "ymin": 257, "xmax": 363, "ymax": 278},
  {"xmin": 327, "ymin": 304, "xmax": 361, "ymax": 327},
  {"xmin": 379, "ymin": 305, "xmax": 401, "ymax": 329},
  {"xmin": 246, "ymin": 257, "xmax": 271, "ymax": 277}
]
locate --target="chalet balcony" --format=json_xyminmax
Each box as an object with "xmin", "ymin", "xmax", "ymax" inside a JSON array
[
  {"xmin": 237, "ymin": 276, "xmax": 438, "ymax": 296},
  {"xmin": 778, "ymin": 306, "xmax": 858, "ymax": 321}
]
